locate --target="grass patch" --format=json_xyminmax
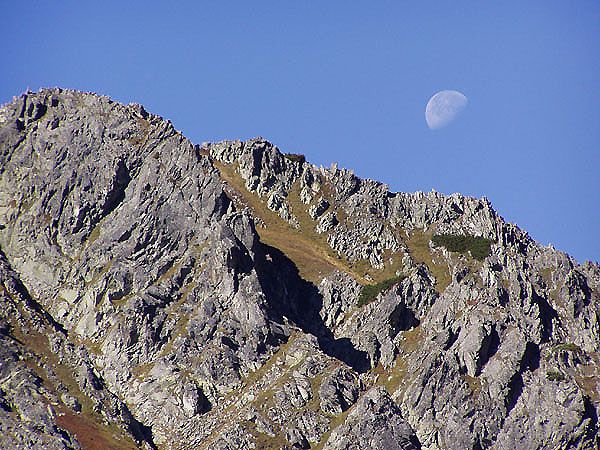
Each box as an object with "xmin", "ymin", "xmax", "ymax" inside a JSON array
[
  {"xmin": 546, "ymin": 370, "xmax": 565, "ymax": 382},
  {"xmin": 367, "ymin": 327, "xmax": 424, "ymax": 406},
  {"xmin": 399, "ymin": 326, "xmax": 424, "ymax": 353},
  {"xmin": 351, "ymin": 247, "xmax": 405, "ymax": 283},
  {"xmin": 215, "ymin": 161, "xmax": 384, "ymax": 284},
  {"xmin": 245, "ymin": 421, "xmax": 287, "ymax": 450},
  {"xmin": 9, "ymin": 323, "xmax": 137, "ymax": 449},
  {"xmin": 56, "ymin": 408, "xmax": 138, "ymax": 450},
  {"xmin": 405, "ymin": 230, "xmax": 451, "ymax": 292},
  {"xmin": 87, "ymin": 223, "xmax": 102, "ymax": 245},
  {"xmin": 462, "ymin": 374, "xmax": 482, "ymax": 396},
  {"xmin": 431, "ymin": 234, "xmax": 493, "ymax": 261},
  {"xmin": 312, "ymin": 407, "xmax": 352, "ymax": 450},
  {"xmin": 370, "ymin": 356, "xmax": 409, "ymax": 400},
  {"xmin": 86, "ymin": 260, "xmax": 113, "ymax": 287},
  {"xmin": 127, "ymin": 117, "xmax": 151, "ymax": 147},
  {"xmin": 540, "ymin": 267, "xmax": 554, "ymax": 285},
  {"xmin": 553, "ymin": 342, "xmax": 580, "ymax": 352},
  {"xmin": 241, "ymin": 334, "xmax": 296, "ymax": 387},
  {"xmin": 357, "ymin": 275, "xmax": 404, "ymax": 307},
  {"xmin": 215, "ymin": 161, "xmax": 339, "ymax": 282},
  {"xmin": 371, "ymin": 327, "xmax": 425, "ymax": 406},
  {"xmin": 214, "ymin": 160, "xmax": 409, "ymax": 285}
]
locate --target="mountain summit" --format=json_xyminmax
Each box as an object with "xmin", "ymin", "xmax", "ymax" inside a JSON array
[{"xmin": 0, "ymin": 89, "xmax": 598, "ymax": 449}]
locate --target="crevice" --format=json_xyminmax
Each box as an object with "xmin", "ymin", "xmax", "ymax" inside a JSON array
[
  {"xmin": 505, "ymin": 372, "xmax": 524, "ymax": 414},
  {"xmin": 389, "ymin": 301, "xmax": 419, "ymax": 336},
  {"xmin": 101, "ymin": 158, "xmax": 131, "ymax": 217},
  {"xmin": 477, "ymin": 326, "xmax": 500, "ymax": 374},
  {"xmin": 520, "ymin": 342, "xmax": 540, "ymax": 372},
  {"xmin": 581, "ymin": 397, "xmax": 598, "ymax": 444},
  {"xmin": 0, "ymin": 389, "xmax": 12, "ymax": 413},
  {"xmin": 532, "ymin": 289, "xmax": 558, "ymax": 342},
  {"xmin": 126, "ymin": 414, "xmax": 157, "ymax": 449},
  {"xmin": 503, "ymin": 342, "xmax": 539, "ymax": 416}
]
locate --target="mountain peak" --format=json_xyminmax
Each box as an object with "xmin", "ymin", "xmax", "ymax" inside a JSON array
[{"xmin": 0, "ymin": 89, "xmax": 598, "ymax": 449}]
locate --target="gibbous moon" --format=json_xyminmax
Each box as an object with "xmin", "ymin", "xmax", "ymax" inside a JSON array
[{"xmin": 425, "ymin": 90, "xmax": 468, "ymax": 130}]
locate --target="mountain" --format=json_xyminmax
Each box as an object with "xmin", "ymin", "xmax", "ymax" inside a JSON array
[{"xmin": 0, "ymin": 88, "xmax": 598, "ymax": 450}]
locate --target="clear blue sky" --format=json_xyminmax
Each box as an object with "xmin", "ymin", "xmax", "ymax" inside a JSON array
[{"xmin": 2, "ymin": 1, "xmax": 599, "ymax": 263}]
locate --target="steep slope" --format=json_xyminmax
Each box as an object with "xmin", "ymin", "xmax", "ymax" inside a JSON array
[{"xmin": 0, "ymin": 89, "xmax": 598, "ymax": 449}]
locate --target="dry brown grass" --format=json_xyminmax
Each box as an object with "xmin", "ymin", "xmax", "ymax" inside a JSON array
[
  {"xmin": 9, "ymin": 324, "xmax": 137, "ymax": 450},
  {"xmin": 56, "ymin": 409, "xmax": 138, "ymax": 450},
  {"xmin": 351, "ymin": 247, "xmax": 405, "ymax": 283},
  {"xmin": 214, "ymin": 161, "xmax": 406, "ymax": 285},
  {"xmin": 131, "ymin": 362, "xmax": 154, "ymax": 380},
  {"xmin": 539, "ymin": 267, "xmax": 553, "ymax": 282},
  {"xmin": 368, "ymin": 326, "xmax": 424, "ymax": 402},
  {"xmin": 575, "ymin": 375, "xmax": 599, "ymax": 403},
  {"xmin": 215, "ymin": 161, "xmax": 366, "ymax": 283},
  {"xmin": 462, "ymin": 374, "xmax": 482, "ymax": 396},
  {"xmin": 312, "ymin": 407, "xmax": 351, "ymax": 450},
  {"xmin": 127, "ymin": 116, "xmax": 151, "ymax": 147},
  {"xmin": 399, "ymin": 326, "xmax": 424, "ymax": 353},
  {"xmin": 575, "ymin": 355, "xmax": 600, "ymax": 404},
  {"xmin": 405, "ymin": 230, "xmax": 452, "ymax": 292},
  {"xmin": 243, "ymin": 417, "xmax": 289, "ymax": 450}
]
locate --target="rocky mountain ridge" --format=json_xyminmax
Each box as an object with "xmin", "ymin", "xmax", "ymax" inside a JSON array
[{"xmin": 0, "ymin": 88, "xmax": 598, "ymax": 449}]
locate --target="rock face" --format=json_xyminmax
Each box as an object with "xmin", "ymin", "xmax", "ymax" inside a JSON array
[{"xmin": 0, "ymin": 88, "xmax": 598, "ymax": 449}]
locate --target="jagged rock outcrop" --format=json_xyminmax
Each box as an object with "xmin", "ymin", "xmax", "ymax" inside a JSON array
[
  {"xmin": 0, "ymin": 88, "xmax": 598, "ymax": 449},
  {"xmin": 322, "ymin": 388, "xmax": 420, "ymax": 450}
]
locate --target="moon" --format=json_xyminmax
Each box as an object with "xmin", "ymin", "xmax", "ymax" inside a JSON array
[{"xmin": 425, "ymin": 90, "xmax": 468, "ymax": 130}]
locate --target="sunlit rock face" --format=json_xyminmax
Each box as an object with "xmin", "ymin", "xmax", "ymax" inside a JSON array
[{"xmin": 0, "ymin": 88, "xmax": 598, "ymax": 450}]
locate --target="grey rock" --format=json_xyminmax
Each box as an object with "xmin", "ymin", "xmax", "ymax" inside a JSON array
[
  {"xmin": 182, "ymin": 383, "xmax": 210, "ymax": 416},
  {"xmin": 319, "ymin": 271, "xmax": 362, "ymax": 329},
  {"xmin": 61, "ymin": 393, "xmax": 82, "ymax": 413},
  {"xmin": 296, "ymin": 409, "xmax": 329, "ymax": 444},
  {"xmin": 322, "ymin": 387, "xmax": 420, "ymax": 450},
  {"xmin": 286, "ymin": 427, "xmax": 310, "ymax": 449},
  {"xmin": 308, "ymin": 197, "xmax": 330, "ymax": 219},
  {"xmin": 319, "ymin": 368, "xmax": 360, "ymax": 415},
  {"xmin": 1, "ymin": 88, "xmax": 599, "ymax": 450},
  {"xmin": 316, "ymin": 211, "xmax": 339, "ymax": 234}
]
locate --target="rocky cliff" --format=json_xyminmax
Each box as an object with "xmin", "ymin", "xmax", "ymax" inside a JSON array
[{"xmin": 0, "ymin": 88, "xmax": 598, "ymax": 449}]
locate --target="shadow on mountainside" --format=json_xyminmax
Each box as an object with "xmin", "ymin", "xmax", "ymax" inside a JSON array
[{"xmin": 253, "ymin": 242, "xmax": 370, "ymax": 373}]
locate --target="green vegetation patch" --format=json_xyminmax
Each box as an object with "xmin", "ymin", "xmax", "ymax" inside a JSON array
[
  {"xmin": 546, "ymin": 370, "xmax": 565, "ymax": 382},
  {"xmin": 358, "ymin": 275, "xmax": 404, "ymax": 307},
  {"xmin": 553, "ymin": 342, "xmax": 580, "ymax": 353},
  {"xmin": 431, "ymin": 234, "xmax": 493, "ymax": 261}
]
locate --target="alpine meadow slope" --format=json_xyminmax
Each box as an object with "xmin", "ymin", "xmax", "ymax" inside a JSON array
[{"xmin": 0, "ymin": 88, "xmax": 598, "ymax": 449}]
